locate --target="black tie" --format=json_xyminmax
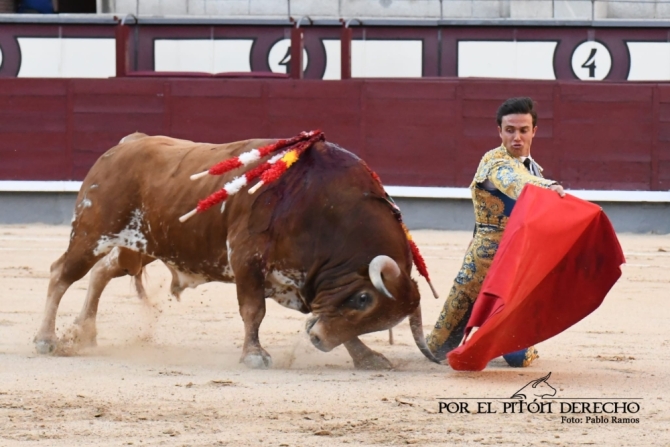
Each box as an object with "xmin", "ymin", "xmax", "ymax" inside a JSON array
[{"xmin": 523, "ymin": 158, "xmax": 532, "ymax": 171}]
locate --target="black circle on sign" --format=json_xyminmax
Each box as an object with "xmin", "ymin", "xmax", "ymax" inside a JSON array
[{"xmin": 553, "ymin": 33, "xmax": 629, "ymax": 81}]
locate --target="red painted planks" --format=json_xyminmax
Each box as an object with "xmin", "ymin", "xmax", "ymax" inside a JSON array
[{"xmin": 0, "ymin": 77, "xmax": 666, "ymax": 189}]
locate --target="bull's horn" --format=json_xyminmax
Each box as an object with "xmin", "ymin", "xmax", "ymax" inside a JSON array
[
  {"xmin": 408, "ymin": 305, "xmax": 442, "ymax": 364},
  {"xmin": 368, "ymin": 255, "xmax": 400, "ymax": 299}
]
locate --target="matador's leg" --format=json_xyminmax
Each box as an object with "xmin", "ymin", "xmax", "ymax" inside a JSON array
[
  {"xmin": 427, "ymin": 233, "xmax": 496, "ymax": 359},
  {"xmin": 428, "ymin": 228, "xmax": 539, "ymax": 367}
]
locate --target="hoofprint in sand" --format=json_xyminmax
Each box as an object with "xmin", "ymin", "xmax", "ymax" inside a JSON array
[{"xmin": 0, "ymin": 225, "xmax": 668, "ymax": 446}]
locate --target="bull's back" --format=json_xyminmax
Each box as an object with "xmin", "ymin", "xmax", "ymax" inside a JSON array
[{"xmin": 72, "ymin": 135, "xmax": 276, "ymax": 258}]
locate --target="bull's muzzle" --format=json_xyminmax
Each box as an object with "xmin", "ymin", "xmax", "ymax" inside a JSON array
[{"xmin": 305, "ymin": 317, "xmax": 333, "ymax": 352}]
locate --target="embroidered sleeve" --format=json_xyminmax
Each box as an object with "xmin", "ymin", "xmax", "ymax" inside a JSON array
[{"xmin": 485, "ymin": 158, "xmax": 556, "ymax": 199}]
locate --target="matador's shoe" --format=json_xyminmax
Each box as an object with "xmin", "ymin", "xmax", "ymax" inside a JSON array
[{"xmin": 502, "ymin": 347, "xmax": 539, "ymax": 367}]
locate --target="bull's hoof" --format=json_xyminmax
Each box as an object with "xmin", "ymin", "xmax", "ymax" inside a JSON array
[
  {"xmin": 241, "ymin": 350, "xmax": 273, "ymax": 369},
  {"xmin": 34, "ymin": 339, "xmax": 57, "ymax": 355},
  {"xmin": 61, "ymin": 323, "xmax": 97, "ymax": 347},
  {"xmin": 352, "ymin": 350, "xmax": 393, "ymax": 370}
]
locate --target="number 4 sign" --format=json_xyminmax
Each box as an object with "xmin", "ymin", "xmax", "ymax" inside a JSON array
[{"xmin": 571, "ymin": 41, "xmax": 612, "ymax": 81}]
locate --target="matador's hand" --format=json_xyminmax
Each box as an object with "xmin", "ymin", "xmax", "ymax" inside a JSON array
[{"xmin": 549, "ymin": 184, "xmax": 566, "ymax": 198}]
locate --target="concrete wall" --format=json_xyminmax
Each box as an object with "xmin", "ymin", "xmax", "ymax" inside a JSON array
[
  {"xmin": 2, "ymin": 193, "xmax": 669, "ymax": 234},
  {"xmin": 99, "ymin": 0, "xmax": 665, "ymax": 20}
]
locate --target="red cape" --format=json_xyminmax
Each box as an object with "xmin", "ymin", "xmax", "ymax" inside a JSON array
[{"xmin": 447, "ymin": 185, "xmax": 625, "ymax": 371}]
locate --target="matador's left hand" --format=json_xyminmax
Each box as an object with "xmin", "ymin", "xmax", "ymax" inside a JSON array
[{"xmin": 549, "ymin": 184, "xmax": 566, "ymax": 198}]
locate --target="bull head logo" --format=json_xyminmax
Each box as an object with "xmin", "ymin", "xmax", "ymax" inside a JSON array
[{"xmin": 511, "ymin": 372, "xmax": 556, "ymax": 400}]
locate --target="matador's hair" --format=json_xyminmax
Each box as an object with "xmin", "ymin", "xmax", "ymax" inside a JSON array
[{"xmin": 496, "ymin": 97, "xmax": 537, "ymax": 128}]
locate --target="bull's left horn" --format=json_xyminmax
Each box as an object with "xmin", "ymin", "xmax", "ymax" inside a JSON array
[
  {"xmin": 408, "ymin": 305, "xmax": 442, "ymax": 364},
  {"xmin": 369, "ymin": 255, "xmax": 400, "ymax": 299}
]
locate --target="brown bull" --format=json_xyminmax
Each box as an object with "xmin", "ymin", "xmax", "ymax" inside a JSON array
[{"xmin": 34, "ymin": 133, "xmax": 439, "ymax": 369}]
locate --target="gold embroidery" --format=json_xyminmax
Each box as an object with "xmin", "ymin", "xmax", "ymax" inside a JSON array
[
  {"xmin": 427, "ymin": 228, "xmax": 503, "ymax": 357},
  {"xmin": 472, "ymin": 187, "xmax": 509, "ymax": 227},
  {"xmin": 469, "ymin": 145, "xmax": 555, "ymax": 228}
]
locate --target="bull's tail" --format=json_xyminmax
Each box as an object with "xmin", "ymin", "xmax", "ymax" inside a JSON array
[
  {"xmin": 408, "ymin": 306, "xmax": 442, "ymax": 364},
  {"xmin": 133, "ymin": 267, "xmax": 149, "ymax": 301}
]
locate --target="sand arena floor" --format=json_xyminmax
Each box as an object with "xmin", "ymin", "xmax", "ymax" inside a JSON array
[{"xmin": 0, "ymin": 225, "xmax": 668, "ymax": 446}]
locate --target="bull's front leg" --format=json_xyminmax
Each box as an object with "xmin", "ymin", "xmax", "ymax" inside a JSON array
[
  {"xmin": 344, "ymin": 337, "xmax": 393, "ymax": 370},
  {"xmin": 234, "ymin": 265, "xmax": 272, "ymax": 369}
]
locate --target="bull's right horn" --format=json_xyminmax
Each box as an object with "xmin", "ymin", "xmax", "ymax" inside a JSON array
[
  {"xmin": 408, "ymin": 305, "xmax": 442, "ymax": 364},
  {"xmin": 368, "ymin": 255, "xmax": 400, "ymax": 299}
]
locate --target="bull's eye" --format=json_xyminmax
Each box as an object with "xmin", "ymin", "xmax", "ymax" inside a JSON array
[{"xmin": 345, "ymin": 292, "xmax": 373, "ymax": 310}]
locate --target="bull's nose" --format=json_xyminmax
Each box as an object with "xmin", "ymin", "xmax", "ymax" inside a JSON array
[
  {"xmin": 309, "ymin": 333, "xmax": 331, "ymax": 352},
  {"xmin": 306, "ymin": 317, "xmax": 331, "ymax": 352},
  {"xmin": 310, "ymin": 333, "xmax": 322, "ymax": 347}
]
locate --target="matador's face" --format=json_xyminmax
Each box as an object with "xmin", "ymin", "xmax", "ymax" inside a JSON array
[{"xmin": 498, "ymin": 113, "xmax": 537, "ymax": 158}]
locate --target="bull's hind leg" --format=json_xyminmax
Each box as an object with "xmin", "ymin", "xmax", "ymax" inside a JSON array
[
  {"xmin": 35, "ymin": 252, "xmax": 101, "ymax": 354},
  {"xmin": 64, "ymin": 247, "xmax": 144, "ymax": 349},
  {"xmin": 234, "ymin": 263, "xmax": 272, "ymax": 369},
  {"xmin": 344, "ymin": 337, "xmax": 393, "ymax": 370},
  {"xmin": 132, "ymin": 254, "xmax": 158, "ymax": 301}
]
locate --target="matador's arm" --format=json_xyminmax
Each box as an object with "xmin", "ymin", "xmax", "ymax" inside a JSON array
[{"xmin": 485, "ymin": 158, "xmax": 557, "ymax": 200}]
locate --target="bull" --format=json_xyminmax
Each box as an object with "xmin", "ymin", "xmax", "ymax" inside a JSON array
[{"xmin": 34, "ymin": 133, "xmax": 439, "ymax": 369}]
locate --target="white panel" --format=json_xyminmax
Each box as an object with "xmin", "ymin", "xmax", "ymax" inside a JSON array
[
  {"xmin": 458, "ymin": 41, "xmax": 557, "ymax": 80},
  {"xmin": 382, "ymin": 186, "xmax": 670, "ymax": 203},
  {"xmin": 154, "ymin": 39, "xmax": 253, "ymax": 73},
  {"xmin": 0, "ymin": 45, "xmax": 3, "ymax": 68},
  {"xmin": 352, "ymin": 40, "xmax": 423, "ymax": 78},
  {"xmin": 17, "ymin": 38, "xmax": 115, "ymax": 78},
  {"xmin": 61, "ymin": 39, "xmax": 116, "ymax": 78},
  {"xmin": 17, "ymin": 38, "xmax": 62, "ymax": 78},
  {"xmin": 627, "ymin": 42, "xmax": 670, "ymax": 81},
  {"xmin": 3, "ymin": 181, "xmax": 669, "ymax": 202},
  {"xmin": 322, "ymin": 39, "xmax": 340, "ymax": 80},
  {"xmin": 213, "ymin": 40, "xmax": 253, "ymax": 72},
  {"xmin": 322, "ymin": 39, "xmax": 423, "ymax": 80}
]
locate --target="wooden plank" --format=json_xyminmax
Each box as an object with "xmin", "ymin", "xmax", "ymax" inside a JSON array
[
  {"xmin": 0, "ymin": 79, "xmax": 68, "ymax": 96},
  {"xmin": 462, "ymin": 99, "xmax": 554, "ymax": 120},
  {"xmin": 560, "ymin": 83, "xmax": 653, "ymax": 103},
  {"xmin": 268, "ymin": 80, "xmax": 363, "ymax": 99},
  {"xmin": 363, "ymin": 80, "xmax": 457, "ymax": 100},
  {"xmin": 72, "ymin": 79, "xmax": 165, "ymax": 96},
  {"xmin": 557, "ymin": 101, "xmax": 651, "ymax": 122},
  {"xmin": 171, "ymin": 79, "xmax": 264, "ymax": 98},
  {"xmin": 0, "ymin": 114, "xmax": 66, "ymax": 133},
  {"xmin": 0, "ymin": 96, "xmax": 66, "ymax": 114},
  {"xmin": 72, "ymin": 113, "xmax": 164, "ymax": 133},
  {"xmin": 73, "ymin": 95, "xmax": 165, "ymax": 114},
  {"xmin": 459, "ymin": 81, "xmax": 554, "ymax": 101}
]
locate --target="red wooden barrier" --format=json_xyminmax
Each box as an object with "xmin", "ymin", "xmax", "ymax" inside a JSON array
[
  {"xmin": 0, "ymin": 77, "xmax": 667, "ymax": 191},
  {"xmin": 115, "ymin": 23, "xmax": 131, "ymax": 78}
]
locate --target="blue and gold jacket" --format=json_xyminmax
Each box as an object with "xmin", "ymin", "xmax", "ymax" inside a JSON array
[{"xmin": 470, "ymin": 145, "xmax": 556, "ymax": 229}]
